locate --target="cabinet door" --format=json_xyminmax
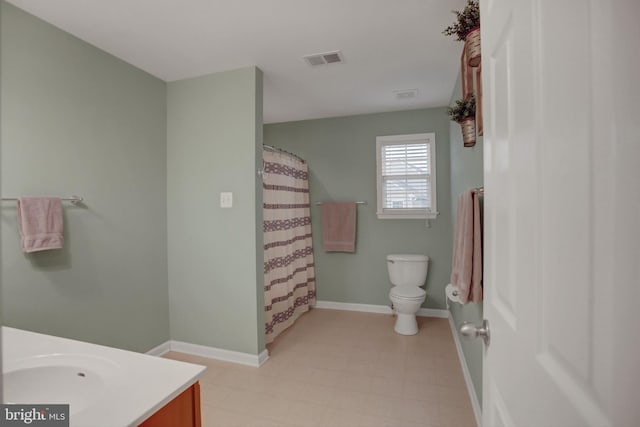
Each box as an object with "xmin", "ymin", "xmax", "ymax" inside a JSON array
[{"xmin": 140, "ymin": 382, "xmax": 201, "ymax": 427}]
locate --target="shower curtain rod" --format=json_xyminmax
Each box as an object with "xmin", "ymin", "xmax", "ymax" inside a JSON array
[{"xmin": 263, "ymin": 144, "xmax": 306, "ymax": 163}]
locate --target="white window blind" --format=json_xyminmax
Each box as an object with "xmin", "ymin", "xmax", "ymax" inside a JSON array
[{"xmin": 376, "ymin": 133, "xmax": 437, "ymax": 219}]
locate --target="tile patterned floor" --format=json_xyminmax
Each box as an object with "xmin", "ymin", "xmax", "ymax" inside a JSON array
[{"xmin": 164, "ymin": 308, "xmax": 476, "ymax": 427}]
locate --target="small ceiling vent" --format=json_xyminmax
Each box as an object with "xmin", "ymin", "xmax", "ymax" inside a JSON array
[
  {"xmin": 394, "ymin": 89, "xmax": 419, "ymax": 100},
  {"xmin": 303, "ymin": 51, "xmax": 345, "ymax": 66}
]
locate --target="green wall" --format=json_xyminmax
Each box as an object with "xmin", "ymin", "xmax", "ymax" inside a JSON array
[
  {"xmin": 448, "ymin": 74, "xmax": 484, "ymax": 405},
  {"xmin": 0, "ymin": 3, "xmax": 169, "ymax": 352},
  {"xmin": 264, "ymin": 108, "xmax": 453, "ymax": 309},
  {"xmin": 2, "ymin": 3, "xmax": 266, "ymax": 356},
  {"xmin": 167, "ymin": 67, "xmax": 264, "ymax": 355}
]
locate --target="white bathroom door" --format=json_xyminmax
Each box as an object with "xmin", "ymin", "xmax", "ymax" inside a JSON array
[{"xmin": 481, "ymin": 0, "xmax": 640, "ymax": 426}]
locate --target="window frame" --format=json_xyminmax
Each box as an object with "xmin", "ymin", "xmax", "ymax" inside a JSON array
[{"xmin": 375, "ymin": 133, "xmax": 438, "ymax": 220}]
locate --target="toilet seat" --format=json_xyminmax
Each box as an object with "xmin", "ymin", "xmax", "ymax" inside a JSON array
[{"xmin": 390, "ymin": 286, "xmax": 426, "ymax": 301}]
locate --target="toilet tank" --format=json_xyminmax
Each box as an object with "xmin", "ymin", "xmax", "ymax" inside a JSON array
[{"xmin": 386, "ymin": 254, "xmax": 429, "ymax": 287}]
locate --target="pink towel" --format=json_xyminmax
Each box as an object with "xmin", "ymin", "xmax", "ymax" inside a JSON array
[
  {"xmin": 17, "ymin": 197, "xmax": 64, "ymax": 253},
  {"xmin": 450, "ymin": 190, "xmax": 483, "ymax": 303},
  {"xmin": 321, "ymin": 202, "xmax": 356, "ymax": 252}
]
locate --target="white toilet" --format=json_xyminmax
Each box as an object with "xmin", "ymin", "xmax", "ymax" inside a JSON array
[{"xmin": 387, "ymin": 254, "xmax": 429, "ymax": 335}]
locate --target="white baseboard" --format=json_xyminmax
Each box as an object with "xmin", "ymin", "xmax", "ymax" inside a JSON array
[
  {"xmin": 170, "ymin": 341, "xmax": 268, "ymax": 367},
  {"xmin": 314, "ymin": 300, "xmax": 393, "ymax": 314},
  {"xmin": 258, "ymin": 349, "xmax": 270, "ymax": 366},
  {"xmin": 146, "ymin": 340, "xmax": 269, "ymax": 368},
  {"xmin": 314, "ymin": 300, "xmax": 449, "ymax": 318},
  {"xmin": 448, "ymin": 314, "xmax": 483, "ymax": 427},
  {"xmin": 416, "ymin": 307, "xmax": 449, "ymax": 318},
  {"xmin": 145, "ymin": 340, "xmax": 172, "ymax": 357}
]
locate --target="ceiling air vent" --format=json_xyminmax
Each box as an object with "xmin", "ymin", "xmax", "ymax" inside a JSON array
[
  {"xmin": 303, "ymin": 51, "xmax": 345, "ymax": 66},
  {"xmin": 394, "ymin": 89, "xmax": 419, "ymax": 100}
]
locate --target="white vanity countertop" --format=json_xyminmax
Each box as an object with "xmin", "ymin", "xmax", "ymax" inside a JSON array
[{"xmin": 2, "ymin": 326, "xmax": 206, "ymax": 427}]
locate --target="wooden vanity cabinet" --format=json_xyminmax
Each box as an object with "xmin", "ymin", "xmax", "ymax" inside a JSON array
[{"xmin": 139, "ymin": 382, "xmax": 201, "ymax": 427}]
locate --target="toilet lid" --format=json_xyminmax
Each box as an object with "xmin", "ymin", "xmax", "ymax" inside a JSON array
[{"xmin": 390, "ymin": 286, "xmax": 426, "ymax": 299}]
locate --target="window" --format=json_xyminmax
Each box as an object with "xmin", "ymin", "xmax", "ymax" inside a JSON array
[{"xmin": 376, "ymin": 133, "xmax": 437, "ymax": 219}]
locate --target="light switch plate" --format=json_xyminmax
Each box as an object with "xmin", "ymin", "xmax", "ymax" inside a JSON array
[{"xmin": 220, "ymin": 192, "xmax": 233, "ymax": 208}]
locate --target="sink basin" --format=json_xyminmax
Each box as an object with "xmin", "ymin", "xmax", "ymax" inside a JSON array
[
  {"xmin": 3, "ymin": 327, "xmax": 207, "ymax": 427},
  {"xmin": 4, "ymin": 354, "xmax": 123, "ymax": 414},
  {"xmin": 5, "ymin": 366, "xmax": 105, "ymax": 409}
]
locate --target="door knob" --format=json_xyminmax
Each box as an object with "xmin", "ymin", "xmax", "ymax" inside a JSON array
[{"xmin": 459, "ymin": 319, "xmax": 490, "ymax": 346}]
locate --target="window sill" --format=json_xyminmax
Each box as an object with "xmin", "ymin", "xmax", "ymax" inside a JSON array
[{"xmin": 376, "ymin": 212, "xmax": 439, "ymax": 220}]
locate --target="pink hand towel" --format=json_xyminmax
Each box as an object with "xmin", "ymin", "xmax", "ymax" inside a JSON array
[
  {"xmin": 17, "ymin": 197, "xmax": 64, "ymax": 253},
  {"xmin": 321, "ymin": 202, "xmax": 357, "ymax": 252},
  {"xmin": 450, "ymin": 190, "xmax": 483, "ymax": 303}
]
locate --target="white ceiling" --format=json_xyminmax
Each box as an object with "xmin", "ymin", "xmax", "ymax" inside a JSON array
[{"xmin": 7, "ymin": 0, "xmax": 466, "ymax": 123}]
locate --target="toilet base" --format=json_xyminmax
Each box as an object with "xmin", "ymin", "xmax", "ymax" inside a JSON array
[{"xmin": 394, "ymin": 313, "xmax": 419, "ymax": 335}]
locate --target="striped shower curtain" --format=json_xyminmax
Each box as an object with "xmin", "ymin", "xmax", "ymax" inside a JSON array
[{"xmin": 263, "ymin": 149, "xmax": 316, "ymax": 344}]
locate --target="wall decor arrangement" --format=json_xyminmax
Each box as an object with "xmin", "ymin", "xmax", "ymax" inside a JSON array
[
  {"xmin": 448, "ymin": 94, "xmax": 477, "ymax": 147},
  {"xmin": 444, "ymin": 0, "xmax": 483, "ymax": 144},
  {"xmin": 443, "ymin": 0, "xmax": 481, "ymax": 67}
]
